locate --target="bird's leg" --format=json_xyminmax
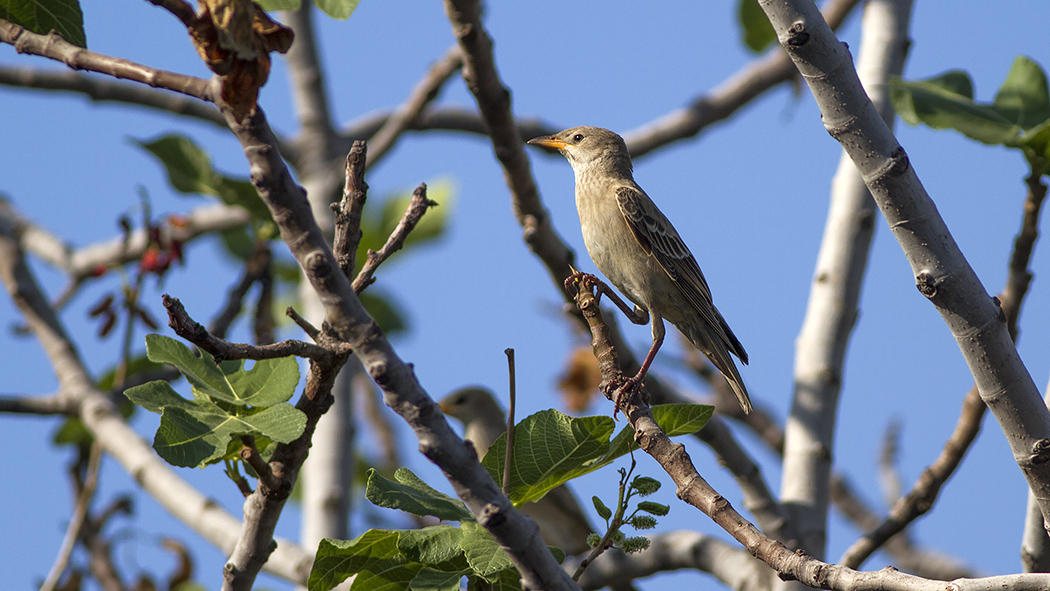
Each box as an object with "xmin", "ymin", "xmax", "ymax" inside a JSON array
[{"xmin": 613, "ymin": 316, "xmax": 663, "ymax": 417}]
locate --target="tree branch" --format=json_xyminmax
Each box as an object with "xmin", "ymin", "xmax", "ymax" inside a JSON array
[
  {"xmin": 351, "ymin": 182, "xmax": 438, "ymax": 293},
  {"xmin": 0, "ymin": 198, "xmax": 313, "ymax": 585},
  {"xmin": 780, "ymin": 0, "xmax": 913, "ymax": 559},
  {"xmin": 570, "ymin": 275, "xmax": 1044, "ymax": 591},
  {"xmin": 842, "ymin": 115, "xmax": 1049, "ymax": 571},
  {"xmin": 760, "ymin": 0, "xmax": 1050, "ymax": 534},
  {"xmin": 221, "ymin": 96, "xmax": 579, "ymax": 589},
  {"xmin": 365, "ymin": 44, "xmax": 464, "ymax": 169},
  {"xmin": 0, "ymin": 20, "xmax": 213, "ymax": 101}
]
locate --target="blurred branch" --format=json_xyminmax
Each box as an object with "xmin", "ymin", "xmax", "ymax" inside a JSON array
[
  {"xmin": 209, "ymin": 243, "xmax": 275, "ymax": 339},
  {"xmin": 0, "ymin": 197, "xmax": 249, "ymax": 281},
  {"xmin": 41, "ymin": 442, "xmax": 103, "ymax": 591},
  {"xmin": 780, "ymin": 0, "xmax": 913, "ymax": 561},
  {"xmin": 575, "ymin": 531, "xmax": 770, "ymax": 591},
  {"xmin": 0, "ymin": 393, "xmax": 77, "ymax": 415},
  {"xmin": 364, "ymin": 44, "xmax": 464, "ymax": 169},
  {"xmin": 0, "ymin": 200, "xmax": 313, "ymax": 584},
  {"xmin": 0, "ymin": 65, "xmax": 225, "ymax": 125}
]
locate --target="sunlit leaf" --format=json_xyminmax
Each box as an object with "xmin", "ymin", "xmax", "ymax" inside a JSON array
[{"xmin": 738, "ymin": 0, "xmax": 775, "ymax": 53}]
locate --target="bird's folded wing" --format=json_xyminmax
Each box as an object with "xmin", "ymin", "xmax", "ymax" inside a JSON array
[{"xmin": 615, "ymin": 185, "xmax": 735, "ymax": 346}]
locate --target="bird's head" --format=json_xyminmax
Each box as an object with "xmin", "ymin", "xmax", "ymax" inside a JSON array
[
  {"xmin": 438, "ymin": 386, "xmax": 506, "ymax": 426},
  {"xmin": 528, "ymin": 126, "xmax": 633, "ymax": 176}
]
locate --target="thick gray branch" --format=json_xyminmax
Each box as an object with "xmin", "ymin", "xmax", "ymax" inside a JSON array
[{"xmin": 780, "ymin": 0, "xmax": 913, "ymax": 559}]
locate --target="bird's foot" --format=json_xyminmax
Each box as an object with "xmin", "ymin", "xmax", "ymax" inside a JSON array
[
  {"xmin": 609, "ymin": 374, "xmax": 645, "ymax": 420},
  {"xmin": 564, "ymin": 270, "xmax": 603, "ymax": 299}
]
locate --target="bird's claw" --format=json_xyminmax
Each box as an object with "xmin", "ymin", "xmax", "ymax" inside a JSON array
[{"xmin": 610, "ymin": 375, "xmax": 644, "ymax": 420}]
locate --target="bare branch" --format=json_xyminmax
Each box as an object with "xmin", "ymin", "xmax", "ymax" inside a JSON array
[
  {"xmin": 0, "ymin": 20, "xmax": 213, "ymax": 101},
  {"xmin": 164, "ymin": 294, "xmax": 342, "ymax": 362},
  {"xmin": 365, "ymin": 44, "xmax": 464, "ymax": 169},
  {"xmin": 352, "ymin": 183, "xmax": 438, "ymax": 293},
  {"xmin": 0, "ymin": 393, "xmax": 77, "ymax": 415},
  {"xmin": 41, "ymin": 442, "xmax": 103, "ymax": 591},
  {"xmin": 332, "ymin": 141, "xmax": 369, "ymax": 278},
  {"xmin": 842, "ymin": 130, "xmax": 1049, "ymax": 571},
  {"xmin": 0, "ymin": 66, "xmax": 226, "ymax": 126}
]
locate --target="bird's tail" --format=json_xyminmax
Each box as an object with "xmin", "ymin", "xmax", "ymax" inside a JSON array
[{"xmin": 685, "ymin": 321, "xmax": 753, "ymax": 414}]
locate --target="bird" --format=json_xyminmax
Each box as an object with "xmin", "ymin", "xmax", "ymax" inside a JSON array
[
  {"xmin": 438, "ymin": 386, "xmax": 595, "ymax": 556},
  {"xmin": 527, "ymin": 126, "xmax": 752, "ymax": 414}
]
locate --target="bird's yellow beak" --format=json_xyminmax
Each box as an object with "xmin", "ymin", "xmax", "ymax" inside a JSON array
[{"xmin": 527, "ymin": 136, "xmax": 568, "ymax": 149}]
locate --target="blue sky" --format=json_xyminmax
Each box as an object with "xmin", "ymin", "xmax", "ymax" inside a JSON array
[{"xmin": 2, "ymin": 1, "xmax": 1050, "ymax": 589}]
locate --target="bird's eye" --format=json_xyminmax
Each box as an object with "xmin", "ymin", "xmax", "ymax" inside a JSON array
[{"xmin": 572, "ymin": 134, "xmax": 584, "ymax": 142}]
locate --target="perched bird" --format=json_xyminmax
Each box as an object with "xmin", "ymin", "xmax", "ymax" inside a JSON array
[
  {"xmin": 438, "ymin": 387, "xmax": 594, "ymax": 555},
  {"xmin": 528, "ymin": 126, "xmax": 752, "ymax": 414}
]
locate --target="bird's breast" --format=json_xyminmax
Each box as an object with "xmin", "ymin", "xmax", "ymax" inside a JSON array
[{"xmin": 575, "ymin": 185, "xmax": 664, "ymax": 311}]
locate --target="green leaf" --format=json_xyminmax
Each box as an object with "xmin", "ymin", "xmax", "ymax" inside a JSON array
[
  {"xmin": 481, "ymin": 405, "xmax": 709, "ymax": 507},
  {"xmin": 133, "ymin": 135, "xmax": 273, "ymax": 223},
  {"xmin": 636, "ymin": 501, "xmax": 670, "ymax": 517},
  {"xmin": 397, "ymin": 526, "xmax": 467, "ymax": 568},
  {"xmin": 890, "ymin": 73, "xmax": 1023, "ymax": 146},
  {"xmin": 0, "ymin": 0, "xmax": 86, "ymax": 48},
  {"xmin": 365, "ymin": 468, "xmax": 473, "ymax": 522},
  {"xmin": 592, "ymin": 496, "xmax": 612, "ymax": 521},
  {"xmin": 479, "ymin": 567, "xmax": 524, "ymax": 591},
  {"xmin": 360, "ymin": 290, "xmax": 407, "ymax": 335},
  {"xmin": 410, "ymin": 568, "xmax": 466, "ymax": 591},
  {"xmin": 126, "ymin": 379, "xmax": 305, "ymax": 468},
  {"xmin": 315, "ymin": 0, "xmax": 362, "ymax": 20},
  {"xmin": 309, "ymin": 531, "xmax": 411, "ymax": 591},
  {"xmin": 993, "ymin": 56, "xmax": 1050, "ymax": 130},
  {"xmin": 1021, "ymin": 120, "xmax": 1050, "ymax": 174},
  {"xmin": 482, "ymin": 410, "xmax": 615, "ymax": 506},
  {"xmin": 460, "ymin": 522, "xmax": 515, "ymax": 577},
  {"xmin": 144, "ymin": 334, "xmax": 299, "ymax": 407},
  {"xmin": 738, "ymin": 0, "xmax": 776, "ymax": 53},
  {"xmin": 254, "ymin": 0, "xmax": 301, "ymax": 10}
]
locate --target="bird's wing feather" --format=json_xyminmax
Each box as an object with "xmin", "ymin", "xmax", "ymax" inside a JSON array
[{"xmin": 615, "ymin": 185, "xmax": 736, "ymax": 347}]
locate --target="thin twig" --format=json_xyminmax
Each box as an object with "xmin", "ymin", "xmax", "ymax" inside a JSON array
[
  {"xmin": 240, "ymin": 435, "xmax": 284, "ymax": 495},
  {"xmin": 351, "ymin": 183, "xmax": 438, "ymax": 293},
  {"xmin": 164, "ymin": 295, "xmax": 341, "ymax": 362},
  {"xmin": 41, "ymin": 441, "xmax": 103, "ymax": 591},
  {"xmin": 285, "ymin": 306, "xmax": 319, "ymax": 340},
  {"xmin": 503, "ymin": 348, "xmax": 516, "ymax": 496}
]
